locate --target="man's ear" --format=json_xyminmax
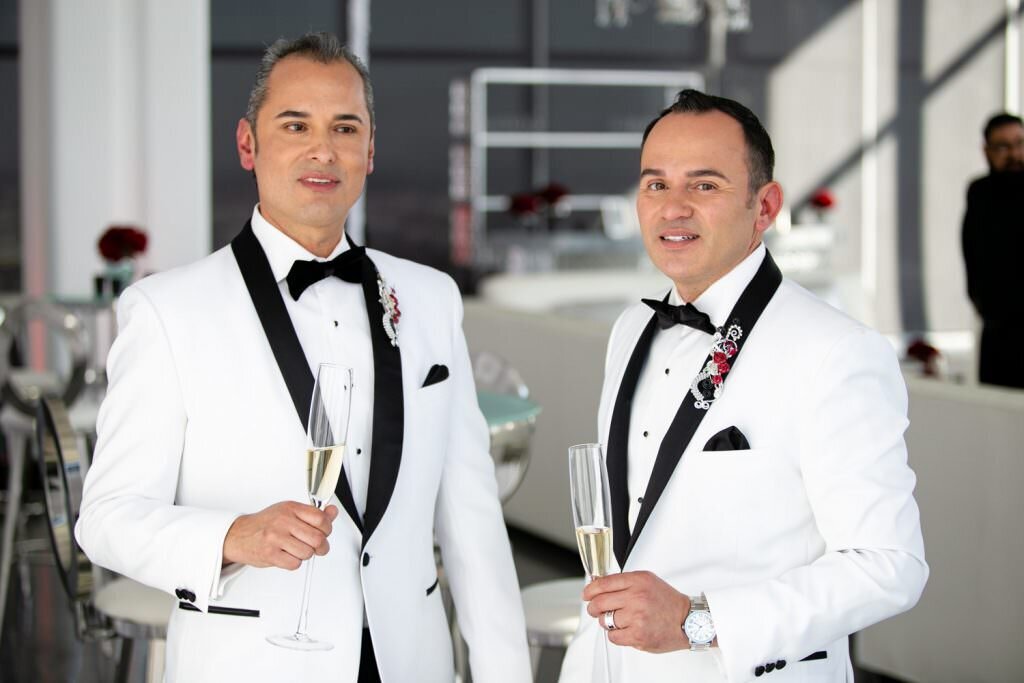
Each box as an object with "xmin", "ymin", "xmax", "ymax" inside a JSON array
[
  {"xmin": 237, "ymin": 118, "xmax": 256, "ymax": 171},
  {"xmin": 754, "ymin": 181, "xmax": 784, "ymax": 235},
  {"xmin": 366, "ymin": 130, "xmax": 375, "ymax": 175}
]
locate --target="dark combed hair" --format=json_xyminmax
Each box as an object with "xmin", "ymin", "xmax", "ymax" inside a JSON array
[
  {"xmin": 246, "ymin": 32, "xmax": 374, "ymax": 133},
  {"xmin": 641, "ymin": 89, "xmax": 775, "ymax": 196},
  {"xmin": 984, "ymin": 112, "xmax": 1024, "ymax": 142}
]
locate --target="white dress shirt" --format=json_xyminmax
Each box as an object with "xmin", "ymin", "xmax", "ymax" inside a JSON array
[
  {"xmin": 250, "ymin": 206, "xmax": 374, "ymax": 519},
  {"xmin": 626, "ymin": 244, "xmax": 766, "ymax": 530}
]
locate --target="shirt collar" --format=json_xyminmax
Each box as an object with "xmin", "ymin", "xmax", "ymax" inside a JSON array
[
  {"xmin": 249, "ymin": 204, "xmax": 350, "ymax": 284},
  {"xmin": 668, "ymin": 242, "xmax": 767, "ymax": 329}
]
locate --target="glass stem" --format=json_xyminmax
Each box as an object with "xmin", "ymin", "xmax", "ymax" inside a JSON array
[
  {"xmin": 294, "ymin": 555, "xmax": 317, "ymax": 638},
  {"xmin": 294, "ymin": 498, "xmax": 323, "ymax": 639}
]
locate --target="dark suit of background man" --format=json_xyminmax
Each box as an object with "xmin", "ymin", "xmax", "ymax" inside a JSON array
[{"xmin": 962, "ymin": 112, "xmax": 1024, "ymax": 388}]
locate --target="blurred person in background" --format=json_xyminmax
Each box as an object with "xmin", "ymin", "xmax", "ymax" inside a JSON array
[{"xmin": 962, "ymin": 112, "xmax": 1024, "ymax": 388}]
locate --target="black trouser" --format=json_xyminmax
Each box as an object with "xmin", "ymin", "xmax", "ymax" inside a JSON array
[{"xmin": 358, "ymin": 627, "xmax": 381, "ymax": 683}]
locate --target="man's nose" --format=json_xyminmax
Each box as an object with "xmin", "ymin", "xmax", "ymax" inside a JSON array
[
  {"xmin": 661, "ymin": 191, "xmax": 694, "ymax": 220},
  {"xmin": 309, "ymin": 136, "xmax": 335, "ymax": 164}
]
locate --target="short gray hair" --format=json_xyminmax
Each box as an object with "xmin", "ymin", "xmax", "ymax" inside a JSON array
[{"xmin": 245, "ymin": 32, "xmax": 375, "ymax": 136}]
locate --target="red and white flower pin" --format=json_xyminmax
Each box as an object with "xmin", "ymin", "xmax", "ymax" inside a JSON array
[
  {"xmin": 377, "ymin": 275, "xmax": 401, "ymax": 347},
  {"xmin": 689, "ymin": 324, "xmax": 742, "ymax": 409}
]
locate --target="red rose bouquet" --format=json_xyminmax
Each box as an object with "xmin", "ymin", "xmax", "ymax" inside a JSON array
[{"xmin": 98, "ymin": 225, "xmax": 148, "ymax": 262}]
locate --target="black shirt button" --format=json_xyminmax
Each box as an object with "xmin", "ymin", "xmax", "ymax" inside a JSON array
[
  {"xmin": 754, "ymin": 665, "xmax": 765, "ymax": 677},
  {"xmin": 333, "ymin": 320, "xmax": 338, "ymax": 327},
  {"xmin": 637, "ymin": 497, "xmax": 644, "ymax": 504},
  {"xmin": 765, "ymin": 662, "xmax": 775, "ymax": 672},
  {"xmin": 362, "ymin": 552, "xmax": 370, "ymax": 567},
  {"xmin": 356, "ymin": 448, "xmax": 362, "ymax": 455},
  {"xmin": 642, "ymin": 430, "xmax": 649, "ymax": 437},
  {"xmin": 776, "ymin": 660, "xmax": 786, "ymax": 669},
  {"xmin": 664, "ymin": 368, "xmax": 670, "ymax": 375}
]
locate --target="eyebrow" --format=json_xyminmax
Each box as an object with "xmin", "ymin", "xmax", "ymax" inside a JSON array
[
  {"xmin": 274, "ymin": 110, "xmax": 365, "ymax": 124},
  {"xmin": 640, "ymin": 167, "xmax": 730, "ymax": 181}
]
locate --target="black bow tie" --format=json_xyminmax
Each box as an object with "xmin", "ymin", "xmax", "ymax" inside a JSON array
[
  {"xmin": 285, "ymin": 246, "xmax": 367, "ymax": 300},
  {"xmin": 641, "ymin": 297, "xmax": 717, "ymax": 335}
]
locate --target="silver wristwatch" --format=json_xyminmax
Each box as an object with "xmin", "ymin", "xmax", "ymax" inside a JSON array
[{"xmin": 682, "ymin": 593, "xmax": 716, "ymax": 651}]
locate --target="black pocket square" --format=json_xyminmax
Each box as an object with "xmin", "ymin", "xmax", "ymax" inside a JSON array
[
  {"xmin": 703, "ymin": 426, "xmax": 750, "ymax": 451},
  {"xmin": 422, "ymin": 364, "xmax": 449, "ymax": 387}
]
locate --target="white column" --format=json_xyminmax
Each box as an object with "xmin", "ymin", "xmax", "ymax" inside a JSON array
[
  {"xmin": 20, "ymin": 0, "xmax": 210, "ymax": 300},
  {"xmin": 347, "ymin": 0, "xmax": 370, "ymax": 245},
  {"xmin": 1006, "ymin": 0, "xmax": 1021, "ymax": 113},
  {"xmin": 18, "ymin": 0, "xmax": 49, "ymax": 308},
  {"xmin": 141, "ymin": 0, "xmax": 212, "ymax": 273}
]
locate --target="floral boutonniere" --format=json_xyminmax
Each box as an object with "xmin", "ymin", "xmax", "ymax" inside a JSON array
[
  {"xmin": 377, "ymin": 274, "xmax": 401, "ymax": 347},
  {"xmin": 690, "ymin": 323, "xmax": 742, "ymax": 409}
]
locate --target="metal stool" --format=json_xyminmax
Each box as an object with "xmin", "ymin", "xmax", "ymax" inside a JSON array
[
  {"xmin": 0, "ymin": 298, "xmax": 90, "ymax": 643},
  {"xmin": 93, "ymin": 577, "xmax": 175, "ymax": 683},
  {"xmin": 521, "ymin": 577, "xmax": 585, "ymax": 675},
  {"xmin": 35, "ymin": 397, "xmax": 173, "ymax": 682}
]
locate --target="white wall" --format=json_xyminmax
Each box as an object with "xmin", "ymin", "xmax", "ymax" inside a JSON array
[
  {"xmin": 20, "ymin": 0, "xmax": 210, "ymax": 300},
  {"xmin": 768, "ymin": 0, "xmax": 1018, "ymax": 335}
]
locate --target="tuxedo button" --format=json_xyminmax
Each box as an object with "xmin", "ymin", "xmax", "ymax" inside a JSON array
[
  {"xmin": 356, "ymin": 448, "xmax": 362, "ymax": 455},
  {"xmin": 765, "ymin": 662, "xmax": 775, "ymax": 673},
  {"xmin": 637, "ymin": 497, "xmax": 644, "ymax": 505},
  {"xmin": 776, "ymin": 660, "xmax": 786, "ymax": 669},
  {"xmin": 664, "ymin": 368, "xmax": 670, "ymax": 375},
  {"xmin": 333, "ymin": 320, "xmax": 338, "ymax": 327},
  {"xmin": 362, "ymin": 552, "xmax": 370, "ymax": 567},
  {"xmin": 754, "ymin": 665, "xmax": 765, "ymax": 677},
  {"xmin": 642, "ymin": 430, "xmax": 649, "ymax": 437}
]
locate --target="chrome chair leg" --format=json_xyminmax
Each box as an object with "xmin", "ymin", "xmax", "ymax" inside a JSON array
[{"xmin": 115, "ymin": 636, "xmax": 133, "ymax": 683}]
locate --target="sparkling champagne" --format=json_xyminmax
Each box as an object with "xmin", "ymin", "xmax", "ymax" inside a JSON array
[
  {"xmin": 575, "ymin": 525, "xmax": 613, "ymax": 578},
  {"xmin": 306, "ymin": 444, "xmax": 345, "ymax": 505}
]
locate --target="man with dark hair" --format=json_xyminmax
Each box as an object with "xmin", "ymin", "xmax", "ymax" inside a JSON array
[
  {"xmin": 559, "ymin": 89, "xmax": 927, "ymax": 682},
  {"xmin": 76, "ymin": 32, "xmax": 531, "ymax": 682},
  {"xmin": 962, "ymin": 112, "xmax": 1024, "ymax": 388}
]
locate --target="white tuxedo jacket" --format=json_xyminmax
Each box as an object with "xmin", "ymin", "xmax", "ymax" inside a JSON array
[
  {"xmin": 560, "ymin": 274, "xmax": 928, "ymax": 683},
  {"xmin": 76, "ymin": 232, "xmax": 531, "ymax": 682}
]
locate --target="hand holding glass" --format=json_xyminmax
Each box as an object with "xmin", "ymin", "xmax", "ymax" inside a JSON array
[{"xmin": 268, "ymin": 363, "xmax": 353, "ymax": 651}]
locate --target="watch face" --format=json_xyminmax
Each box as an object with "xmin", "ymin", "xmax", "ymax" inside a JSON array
[{"xmin": 684, "ymin": 611, "xmax": 715, "ymax": 644}]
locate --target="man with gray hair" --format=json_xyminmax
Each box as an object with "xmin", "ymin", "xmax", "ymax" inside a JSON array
[{"xmin": 76, "ymin": 32, "xmax": 531, "ymax": 682}]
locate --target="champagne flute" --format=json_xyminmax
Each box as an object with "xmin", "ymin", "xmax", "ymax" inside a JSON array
[
  {"xmin": 568, "ymin": 443, "xmax": 614, "ymax": 682},
  {"xmin": 268, "ymin": 363, "xmax": 353, "ymax": 651}
]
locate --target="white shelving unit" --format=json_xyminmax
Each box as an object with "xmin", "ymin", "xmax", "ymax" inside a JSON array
[{"xmin": 449, "ymin": 67, "xmax": 704, "ymax": 268}]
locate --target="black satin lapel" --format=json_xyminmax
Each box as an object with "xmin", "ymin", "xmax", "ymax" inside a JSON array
[
  {"xmin": 231, "ymin": 225, "xmax": 312, "ymax": 430},
  {"xmin": 357, "ymin": 255, "xmax": 404, "ymax": 544},
  {"xmin": 607, "ymin": 313, "xmax": 660, "ymax": 568},
  {"xmin": 230, "ymin": 223, "xmax": 363, "ymax": 532},
  {"xmin": 624, "ymin": 252, "xmax": 783, "ymax": 562}
]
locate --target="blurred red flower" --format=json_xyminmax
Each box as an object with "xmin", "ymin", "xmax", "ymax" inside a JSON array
[
  {"xmin": 98, "ymin": 225, "xmax": 148, "ymax": 262},
  {"xmin": 537, "ymin": 182, "xmax": 569, "ymax": 206},
  {"xmin": 508, "ymin": 193, "xmax": 541, "ymax": 217},
  {"xmin": 810, "ymin": 188, "xmax": 836, "ymax": 210}
]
